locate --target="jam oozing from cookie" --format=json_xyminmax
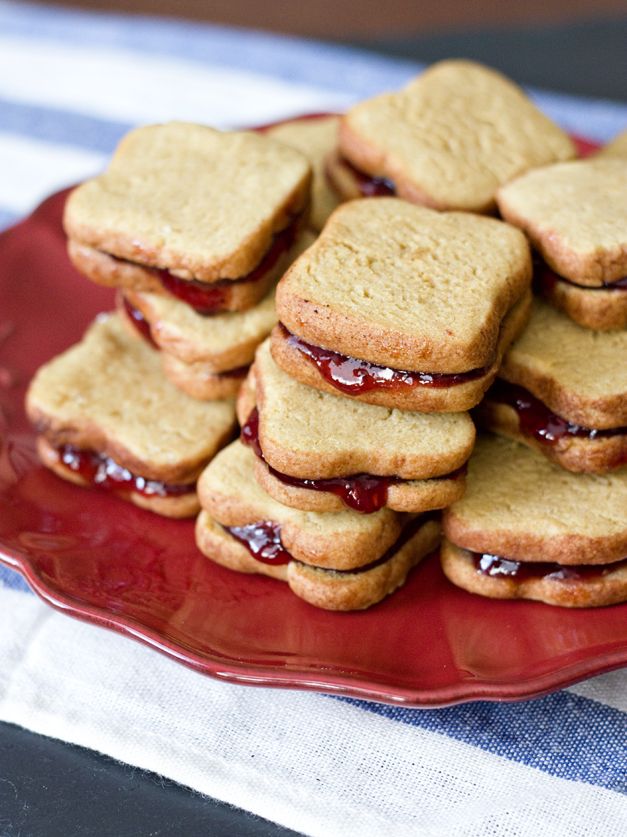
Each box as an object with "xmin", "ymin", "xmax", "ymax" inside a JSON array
[
  {"xmin": 108, "ymin": 214, "xmax": 300, "ymax": 315},
  {"xmin": 57, "ymin": 445, "xmax": 195, "ymax": 497},
  {"xmin": 122, "ymin": 296, "xmax": 157, "ymax": 347},
  {"xmin": 538, "ymin": 263, "xmax": 627, "ymax": 292},
  {"xmin": 225, "ymin": 521, "xmax": 291, "ymax": 565},
  {"xmin": 473, "ymin": 552, "xmax": 625, "ymax": 582},
  {"xmin": 487, "ymin": 380, "xmax": 627, "ymax": 444},
  {"xmin": 241, "ymin": 408, "xmax": 463, "ymax": 513},
  {"xmin": 281, "ymin": 325, "xmax": 490, "ymax": 395},
  {"xmin": 225, "ymin": 514, "xmax": 434, "ymax": 572},
  {"xmin": 338, "ymin": 155, "xmax": 396, "ymax": 197}
]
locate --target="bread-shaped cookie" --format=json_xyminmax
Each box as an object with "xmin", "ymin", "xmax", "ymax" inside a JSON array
[
  {"xmin": 26, "ymin": 313, "xmax": 236, "ymax": 517},
  {"xmin": 477, "ymin": 300, "xmax": 627, "ymax": 472},
  {"xmin": 441, "ymin": 435, "xmax": 627, "ymax": 606},
  {"xmin": 497, "ymin": 158, "xmax": 627, "ymax": 286},
  {"xmin": 596, "ymin": 129, "xmax": 627, "ymax": 159},
  {"xmin": 267, "ymin": 116, "xmax": 341, "ymax": 231},
  {"xmin": 196, "ymin": 440, "xmax": 440, "ymax": 610},
  {"xmin": 239, "ymin": 341, "xmax": 473, "ymax": 513},
  {"xmin": 331, "ymin": 60, "xmax": 574, "ymax": 213},
  {"xmin": 274, "ymin": 198, "xmax": 532, "ymax": 411},
  {"xmin": 64, "ymin": 122, "xmax": 312, "ymax": 313},
  {"xmin": 536, "ymin": 264, "xmax": 627, "ymax": 331}
]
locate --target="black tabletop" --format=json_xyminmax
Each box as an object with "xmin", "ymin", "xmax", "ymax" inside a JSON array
[{"xmin": 2, "ymin": 19, "xmax": 625, "ymax": 837}]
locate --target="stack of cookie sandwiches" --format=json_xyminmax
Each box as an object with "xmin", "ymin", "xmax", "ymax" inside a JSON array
[
  {"xmin": 27, "ymin": 121, "xmax": 314, "ymax": 516},
  {"xmin": 442, "ymin": 134, "xmax": 627, "ymax": 607},
  {"xmin": 195, "ymin": 195, "xmax": 534, "ymax": 609},
  {"xmin": 64, "ymin": 122, "xmax": 313, "ymax": 398}
]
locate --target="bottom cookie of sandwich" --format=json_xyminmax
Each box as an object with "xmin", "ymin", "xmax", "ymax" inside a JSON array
[
  {"xmin": 196, "ymin": 511, "xmax": 440, "ymax": 611},
  {"xmin": 441, "ymin": 540, "xmax": 627, "ymax": 608}
]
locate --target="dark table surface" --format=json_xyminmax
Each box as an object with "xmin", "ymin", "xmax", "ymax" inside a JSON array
[{"xmin": 2, "ymin": 19, "xmax": 625, "ymax": 837}]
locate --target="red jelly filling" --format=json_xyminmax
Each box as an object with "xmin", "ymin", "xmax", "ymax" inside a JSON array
[
  {"xmin": 487, "ymin": 380, "xmax": 627, "ymax": 445},
  {"xmin": 108, "ymin": 213, "xmax": 300, "ymax": 315},
  {"xmin": 241, "ymin": 408, "xmax": 463, "ymax": 514},
  {"xmin": 122, "ymin": 295, "xmax": 157, "ymax": 347},
  {"xmin": 538, "ymin": 263, "xmax": 627, "ymax": 292},
  {"xmin": 337, "ymin": 155, "xmax": 396, "ymax": 197},
  {"xmin": 57, "ymin": 444, "xmax": 195, "ymax": 498},
  {"xmin": 225, "ymin": 521, "xmax": 291, "ymax": 565},
  {"xmin": 473, "ymin": 552, "xmax": 626, "ymax": 582},
  {"xmin": 226, "ymin": 513, "xmax": 433, "ymax": 572},
  {"xmin": 281, "ymin": 325, "xmax": 490, "ymax": 395}
]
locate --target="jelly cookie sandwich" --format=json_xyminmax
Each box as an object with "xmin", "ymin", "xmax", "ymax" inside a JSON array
[
  {"xmin": 195, "ymin": 440, "xmax": 440, "ymax": 610},
  {"xmin": 118, "ymin": 231, "xmax": 316, "ymax": 400},
  {"xmin": 26, "ymin": 314, "xmax": 236, "ymax": 517},
  {"xmin": 272, "ymin": 198, "xmax": 532, "ymax": 412},
  {"xmin": 497, "ymin": 158, "xmax": 627, "ymax": 330},
  {"xmin": 477, "ymin": 300, "xmax": 627, "ymax": 473},
  {"xmin": 64, "ymin": 122, "xmax": 311, "ymax": 314},
  {"xmin": 267, "ymin": 116, "xmax": 341, "ymax": 232},
  {"xmin": 238, "ymin": 341, "xmax": 474, "ymax": 513},
  {"xmin": 441, "ymin": 435, "xmax": 627, "ymax": 608},
  {"xmin": 327, "ymin": 60, "xmax": 575, "ymax": 213}
]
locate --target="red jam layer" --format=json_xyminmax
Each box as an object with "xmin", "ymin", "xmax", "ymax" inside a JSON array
[
  {"xmin": 107, "ymin": 214, "xmax": 300, "ymax": 315},
  {"xmin": 225, "ymin": 513, "xmax": 433, "ymax": 572},
  {"xmin": 241, "ymin": 408, "xmax": 464, "ymax": 513},
  {"xmin": 538, "ymin": 263, "xmax": 627, "ymax": 292},
  {"xmin": 473, "ymin": 552, "xmax": 626, "ymax": 582},
  {"xmin": 57, "ymin": 444, "xmax": 195, "ymax": 498},
  {"xmin": 487, "ymin": 380, "xmax": 627, "ymax": 445},
  {"xmin": 337, "ymin": 155, "xmax": 396, "ymax": 197},
  {"xmin": 281, "ymin": 325, "xmax": 490, "ymax": 395},
  {"xmin": 122, "ymin": 295, "xmax": 157, "ymax": 347}
]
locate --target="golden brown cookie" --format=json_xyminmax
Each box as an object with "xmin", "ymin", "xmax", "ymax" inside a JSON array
[
  {"xmin": 195, "ymin": 440, "xmax": 440, "ymax": 610},
  {"xmin": 64, "ymin": 122, "xmax": 312, "ymax": 312},
  {"xmin": 333, "ymin": 60, "xmax": 575, "ymax": 213},
  {"xmin": 497, "ymin": 158, "xmax": 627, "ymax": 286},
  {"xmin": 239, "ymin": 341, "xmax": 473, "ymax": 513},
  {"xmin": 26, "ymin": 313, "xmax": 236, "ymax": 517}
]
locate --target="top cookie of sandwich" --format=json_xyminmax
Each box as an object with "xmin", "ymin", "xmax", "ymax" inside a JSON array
[
  {"xmin": 338, "ymin": 60, "xmax": 575, "ymax": 213},
  {"xmin": 497, "ymin": 158, "xmax": 627, "ymax": 285},
  {"xmin": 443, "ymin": 435, "xmax": 627, "ymax": 565},
  {"xmin": 267, "ymin": 116, "xmax": 341, "ymax": 231},
  {"xmin": 276, "ymin": 198, "xmax": 531, "ymax": 373},
  {"xmin": 64, "ymin": 122, "xmax": 312, "ymax": 282}
]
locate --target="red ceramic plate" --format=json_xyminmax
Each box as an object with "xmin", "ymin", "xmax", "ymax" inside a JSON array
[{"xmin": 2, "ymin": 151, "xmax": 626, "ymax": 708}]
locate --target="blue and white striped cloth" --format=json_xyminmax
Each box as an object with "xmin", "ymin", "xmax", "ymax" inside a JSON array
[{"xmin": 0, "ymin": 3, "xmax": 626, "ymax": 833}]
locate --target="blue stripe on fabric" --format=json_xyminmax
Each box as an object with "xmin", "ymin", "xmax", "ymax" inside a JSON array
[
  {"xmin": 0, "ymin": 98, "xmax": 132, "ymax": 154},
  {"xmin": 0, "ymin": 564, "xmax": 31, "ymax": 593},
  {"xmin": 2, "ymin": 3, "xmax": 627, "ymax": 140},
  {"xmin": 0, "ymin": 206, "xmax": 18, "ymax": 230},
  {"xmin": 337, "ymin": 693, "xmax": 627, "ymax": 794}
]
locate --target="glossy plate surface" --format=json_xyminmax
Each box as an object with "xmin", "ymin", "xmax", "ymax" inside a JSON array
[{"xmin": 1, "ymin": 139, "xmax": 625, "ymax": 707}]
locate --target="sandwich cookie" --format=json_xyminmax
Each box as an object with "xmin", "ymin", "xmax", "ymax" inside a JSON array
[
  {"xmin": 26, "ymin": 314, "xmax": 236, "ymax": 517},
  {"xmin": 195, "ymin": 441, "xmax": 441, "ymax": 611},
  {"xmin": 442, "ymin": 435, "xmax": 627, "ymax": 607},
  {"xmin": 497, "ymin": 158, "xmax": 627, "ymax": 330},
  {"xmin": 118, "ymin": 233, "xmax": 316, "ymax": 400},
  {"xmin": 273, "ymin": 198, "xmax": 532, "ymax": 412},
  {"xmin": 64, "ymin": 122, "xmax": 312, "ymax": 314},
  {"xmin": 238, "ymin": 340, "xmax": 474, "ymax": 513},
  {"xmin": 267, "ymin": 116, "xmax": 341, "ymax": 232},
  {"xmin": 477, "ymin": 300, "xmax": 627, "ymax": 473},
  {"xmin": 327, "ymin": 60, "xmax": 575, "ymax": 213}
]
